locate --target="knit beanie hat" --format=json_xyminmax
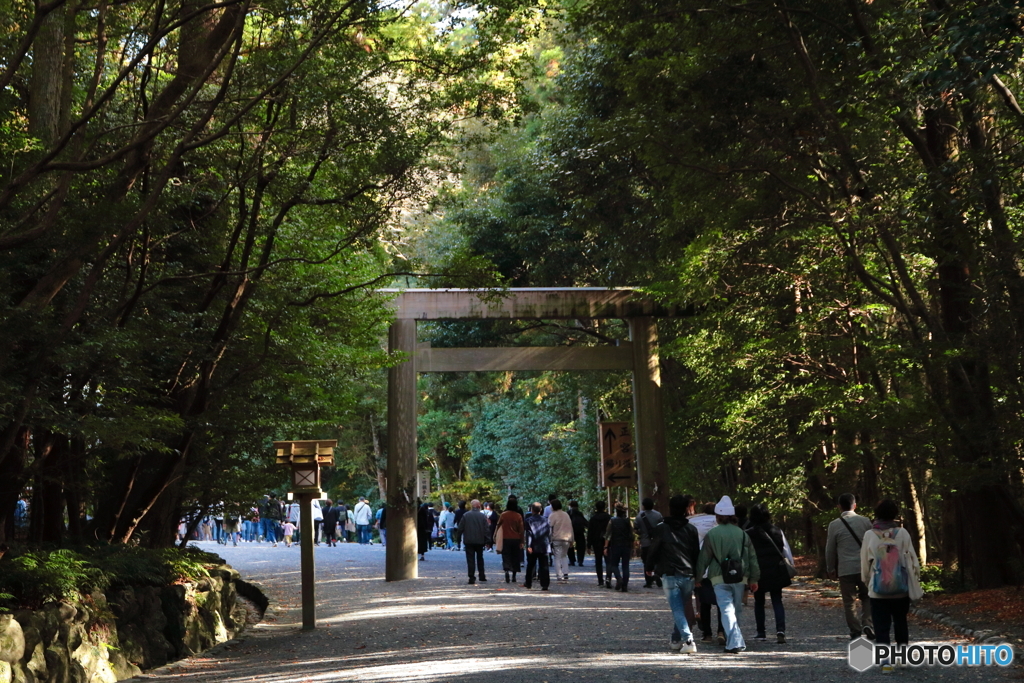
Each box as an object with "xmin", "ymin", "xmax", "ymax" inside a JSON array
[{"xmin": 714, "ymin": 495, "xmax": 736, "ymax": 516}]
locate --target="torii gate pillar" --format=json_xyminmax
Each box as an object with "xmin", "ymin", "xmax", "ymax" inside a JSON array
[
  {"xmin": 386, "ymin": 319, "xmax": 419, "ymax": 581},
  {"xmin": 630, "ymin": 317, "xmax": 668, "ymax": 512}
]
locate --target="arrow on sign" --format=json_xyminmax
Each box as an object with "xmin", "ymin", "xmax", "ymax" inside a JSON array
[
  {"xmin": 606, "ymin": 472, "xmax": 633, "ymax": 484},
  {"xmin": 603, "ymin": 428, "xmax": 616, "ymax": 450}
]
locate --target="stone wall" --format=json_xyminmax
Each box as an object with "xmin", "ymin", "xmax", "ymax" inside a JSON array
[{"xmin": 0, "ymin": 565, "xmax": 253, "ymax": 683}]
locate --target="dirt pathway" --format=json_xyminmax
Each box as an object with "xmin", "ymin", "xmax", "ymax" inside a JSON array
[{"xmin": 128, "ymin": 541, "xmax": 1019, "ymax": 682}]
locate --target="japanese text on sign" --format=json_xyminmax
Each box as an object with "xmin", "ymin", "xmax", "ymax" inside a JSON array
[{"xmin": 598, "ymin": 421, "xmax": 637, "ymax": 488}]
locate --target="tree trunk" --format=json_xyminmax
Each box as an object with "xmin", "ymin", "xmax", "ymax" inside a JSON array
[{"xmin": 28, "ymin": 3, "xmax": 66, "ymax": 146}]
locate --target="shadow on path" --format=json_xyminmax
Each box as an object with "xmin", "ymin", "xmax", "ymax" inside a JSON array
[{"xmin": 130, "ymin": 542, "xmax": 1016, "ymax": 682}]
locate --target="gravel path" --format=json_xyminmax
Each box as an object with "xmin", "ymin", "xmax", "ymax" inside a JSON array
[{"xmin": 129, "ymin": 541, "xmax": 1019, "ymax": 682}]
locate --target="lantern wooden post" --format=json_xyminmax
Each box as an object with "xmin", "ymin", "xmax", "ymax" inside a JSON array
[{"xmin": 274, "ymin": 439, "xmax": 336, "ymax": 630}]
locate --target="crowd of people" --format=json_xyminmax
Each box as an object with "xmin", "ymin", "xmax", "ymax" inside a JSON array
[
  {"xmin": 176, "ymin": 494, "xmax": 387, "ymax": 548},
  {"xmin": 179, "ymin": 487, "xmax": 922, "ymax": 669},
  {"xmin": 415, "ymin": 490, "xmax": 921, "ymax": 667}
]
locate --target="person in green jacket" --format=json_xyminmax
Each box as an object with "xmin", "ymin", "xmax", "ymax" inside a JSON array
[{"xmin": 696, "ymin": 496, "xmax": 760, "ymax": 653}]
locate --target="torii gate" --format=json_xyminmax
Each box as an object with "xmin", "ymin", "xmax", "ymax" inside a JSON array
[{"xmin": 382, "ymin": 288, "xmax": 675, "ymax": 581}]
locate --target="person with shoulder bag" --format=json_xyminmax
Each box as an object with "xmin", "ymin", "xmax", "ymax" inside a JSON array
[
  {"xmin": 860, "ymin": 499, "xmax": 922, "ymax": 674},
  {"xmin": 825, "ymin": 492, "xmax": 875, "ymax": 639},
  {"xmin": 745, "ymin": 503, "xmax": 795, "ymax": 644},
  {"xmin": 695, "ymin": 496, "xmax": 760, "ymax": 654}
]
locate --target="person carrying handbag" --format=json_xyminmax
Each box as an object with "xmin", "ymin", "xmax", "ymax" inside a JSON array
[{"xmin": 745, "ymin": 503, "xmax": 795, "ymax": 644}]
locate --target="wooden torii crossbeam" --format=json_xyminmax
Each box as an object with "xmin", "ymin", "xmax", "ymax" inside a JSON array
[{"xmin": 379, "ymin": 288, "xmax": 675, "ymax": 582}]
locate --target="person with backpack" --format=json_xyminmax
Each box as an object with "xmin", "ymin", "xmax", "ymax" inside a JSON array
[
  {"xmin": 745, "ymin": 503, "xmax": 794, "ymax": 644},
  {"xmin": 825, "ymin": 492, "xmax": 874, "ymax": 639},
  {"xmin": 636, "ymin": 497, "xmax": 664, "ymax": 588},
  {"xmin": 860, "ymin": 499, "xmax": 922, "ymax": 674},
  {"xmin": 695, "ymin": 496, "xmax": 760, "ymax": 653},
  {"xmin": 645, "ymin": 495, "xmax": 701, "ymax": 653}
]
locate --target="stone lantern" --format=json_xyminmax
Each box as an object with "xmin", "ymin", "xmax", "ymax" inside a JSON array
[{"xmin": 273, "ymin": 439, "xmax": 336, "ymax": 629}]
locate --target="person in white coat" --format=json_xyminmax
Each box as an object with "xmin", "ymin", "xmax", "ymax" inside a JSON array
[{"xmin": 860, "ymin": 499, "xmax": 922, "ymax": 674}]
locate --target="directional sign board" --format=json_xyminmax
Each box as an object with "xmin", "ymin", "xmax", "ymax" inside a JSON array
[{"xmin": 599, "ymin": 421, "xmax": 636, "ymax": 488}]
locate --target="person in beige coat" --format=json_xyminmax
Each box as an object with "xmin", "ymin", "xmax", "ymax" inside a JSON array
[{"xmin": 548, "ymin": 499, "xmax": 574, "ymax": 581}]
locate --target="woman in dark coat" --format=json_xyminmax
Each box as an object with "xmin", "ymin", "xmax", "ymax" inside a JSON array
[
  {"xmin": 417, "ymin": 502, "xmax": 435, "ymax": 560},
  {"xmin": 587, "ymin": 500, "xmax": 612, "ymax": 586},
  {"xmin": 745, "ymin": 503, "xmax": 794, "ymax": 643},
  {"xmin": 322, "ymin": 500, "xmax": 340, "ymax": 547}
]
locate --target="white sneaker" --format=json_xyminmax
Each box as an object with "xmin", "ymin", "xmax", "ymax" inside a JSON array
[
  {"xmin": 680, "ymin": 640, "xmax": 697, "ymax": 654},
  {"xmin": 880, "ymin": 659, "xmax": 893, "ymax": 674},
  {"xmin": 669, "ymin": 640, "xmax": 683, "ymax": 651}
]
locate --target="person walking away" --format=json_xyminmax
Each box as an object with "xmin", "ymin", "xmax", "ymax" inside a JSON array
[
  {"xmin": 452, "ymin": 501, "xmax": 467, "ymax": 551},
  {"xmin": 646, "ymin": 495, "xmax": 701, "ymax": 654},
  {"xmin": 335, "ymin": 501, "xmax": 348, "ymax": 542},
  {"xmin": 312, "ymin": 499, "xmax": 324, "ymax": 545},
  {"xmin": 588, "ymin": 501, "xmax": 611, "ymax": 586},
  {"xmin": 746, "ymin": 503, "xmax": 793, "ymax": 643},
  {"xmin": 826, "ymin": 493, "xmax": 874, "ymax": 640},
  {"xmin": 604, "ymin": 503, "xmax": 636, "ymax": 591},
  {"xmin": 636, "ymin": 497, "xmax": 664, "ymax": 588},
  {"xmin": 322, "ymin": 500, "xmax": 339, "ymax": 547},
  {"xmin": 222, "ymin": 515, "xmax": 240, "ymax": 546},
  {"xmin": 498, "ymin": 498, "xmax": 525, "ymax": 583},
  {"xmin": 487, "ymin": 502, "xmax": 501, "ymax": 552},
  {"xmin": 460, "ymin": 500, "xmax": 491, "ymax": 584},
  {"xmin": 282, "ymin": 520, "xmax": 296, "ymax": 547},
  {"xmin": 690, "ymin": 501, "xmax": 723, "ymax": 643},
  {"xmin": 860, "ymin": 499, "xmax": 922, "ymax": 674},
  {"xmin": 376, "ymin": 504, "xmax": 387, "ymax": 546},
  {"xmin": 439, "ymin": 502, "xmax": 456, "ymax": 549},
  {"xmin": 548, "ymin": 499, "xmax": 574, "ymax": 581},
  {"xmin": 345, "ymin": 505, "xmax": 357, "ymax": 542},
  {"xmin": 524, "ymin": 502, "xmax": 552, "ymax": 590},
  {"xmin": 567, "ymin": 501, "xmax": 588, "ymax": 567},
  {"xmin": 354, "ymin": 497, "xmax": 374, "ymax": 544},
  {"xmin": 260, "ymin": 494, "xmax": 284, "ymax": 546},
  {"xmin": 417, "ymin": 502, "xmax": 435, "ymax": 561},
  {"xmin": 696, "ymin": 496, "xmax": 760, "ymax": 653}
]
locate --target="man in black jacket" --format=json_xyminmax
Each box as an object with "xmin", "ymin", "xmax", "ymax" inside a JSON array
[
  {"xmin": 587, "ymin": 501, "xmax": 611, "ymax": 586},
  {"xmin": 645, "ymin": 494, "xmax": 701, "ymax": 653},
  {"xmin": 567, "ymin": 500, "xmax": 588, "ymax": 567}
]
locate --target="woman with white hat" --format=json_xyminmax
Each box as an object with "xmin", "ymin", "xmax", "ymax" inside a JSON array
[{"xmin": 696, "ymin": 495, "xmax": 761, "ymax": 653}]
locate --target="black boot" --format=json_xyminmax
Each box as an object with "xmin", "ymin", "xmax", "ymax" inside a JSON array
[{"xmin": 505, "ymin": 571, "xmax": 510, "ymax": 583}]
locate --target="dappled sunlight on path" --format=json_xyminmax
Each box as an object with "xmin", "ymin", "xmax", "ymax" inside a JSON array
[{"xmin": 129, "ymin": 542, "xmax": 1015, "ymax": 682}]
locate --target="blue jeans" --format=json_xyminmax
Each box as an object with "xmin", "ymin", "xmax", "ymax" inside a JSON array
[
  {"xmin": 357, "ymin": 524, "xmax": 371, "ymax": 544},
  {"xmin": 260, "ymin": 518, "xmax": 278, "ymax": 543},
  {"xmin": 445, "ymin": 529, "xmax": 455, "ymax": 549},
  {"xmin": 662, "ymin": 575, "xmax": 695, "ymax": 644},
  {"xmin": 714, "ymin": 582, "xmax": 747, "ymax": 650}
]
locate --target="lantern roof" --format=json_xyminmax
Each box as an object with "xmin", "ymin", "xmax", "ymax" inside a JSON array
[{"xmin": 273, "ymin": 440, "xmax": 336, "ymax": 467}]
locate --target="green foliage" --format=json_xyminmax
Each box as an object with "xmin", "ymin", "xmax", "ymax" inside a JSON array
[
  {"xmin": 0, "ymin": 549, "xmax": 106, "ymax": 609},
  {"xmin": 0, "ymin": 545, "xmax": 223, "ymax": 610}
]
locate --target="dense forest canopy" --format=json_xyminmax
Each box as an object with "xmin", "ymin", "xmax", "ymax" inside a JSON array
[{"xmin": 3, "ymin": 0, "xmax": 1024, "ymax": 589}]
